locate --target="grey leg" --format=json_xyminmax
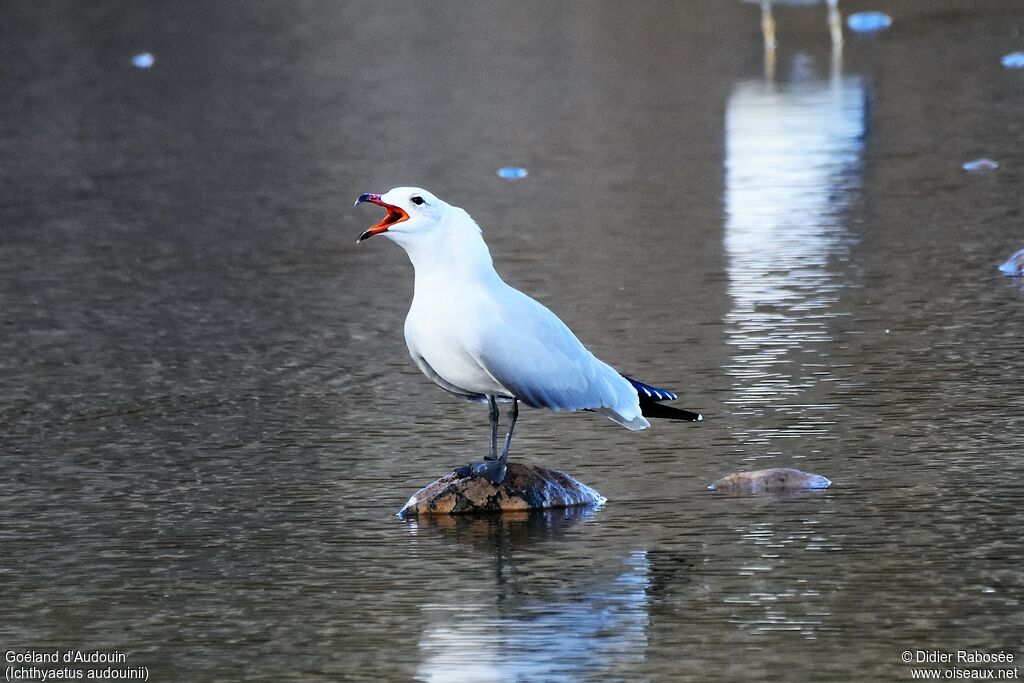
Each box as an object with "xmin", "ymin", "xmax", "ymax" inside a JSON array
[
  {"xmin": 456, "ymin": 395, "xmax": 508, "ymax": 485},
  {"xmin": 487, "ymin": 395, "xmax": 499, "ymax": 461},
  {"xmin": 499, "ymin": 398, "xmax": 519, "ymax": 463},
  {"xmin": 466, "ymin": 458, "xmax": 507, "ymax": 485}
]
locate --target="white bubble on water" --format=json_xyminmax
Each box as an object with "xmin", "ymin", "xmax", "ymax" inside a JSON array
[
  {"xmin": 497, "ymin": 166, "xmax": 528, "ymax": 180},
  {"xmin": 962, "ymin": 158, "xmax": 999, "ymax": 172},
  {"xmin": 998, "ymin": 247, "xmax": 1024, "ymax": 277},
  {"xmin": 846, "ymin": 12, "xmax": 892, "ymax": 33},
  {"xmin": 1001, "ymin": 52, "xmax": 1024, "ymax": 69}
]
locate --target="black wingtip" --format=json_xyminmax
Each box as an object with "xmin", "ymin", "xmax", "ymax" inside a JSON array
[
  {"xmin": 623, "ymin": 375, "xmax": 701, "ymax": 421},
  {"xmin": 623, "ymin": 376, "xmax": 678, "ymax": 402},
  {"xmin": 640, "ymin": 401, "xmax": 703, "ymax": 422}
]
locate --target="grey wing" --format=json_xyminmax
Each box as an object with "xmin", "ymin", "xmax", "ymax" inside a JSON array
[{"xmin": 471, "ymin": 290, "xmax": 646, "ymax": 427}]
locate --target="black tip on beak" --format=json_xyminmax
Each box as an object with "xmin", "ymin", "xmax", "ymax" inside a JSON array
[
  {"xmin": 356, "ymin": 230, "xmax": 373, "ymax": 243},
  {"xmin": 355, "ymin": 193, "xmax": 380, "ymax": 208}
]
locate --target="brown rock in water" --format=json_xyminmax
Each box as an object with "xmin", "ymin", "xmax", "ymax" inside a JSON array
[
  {"xmin": 399, "ymin": 462, "xmax": 606, "ymax": 516},
  {"xmin": 708, "ymin": 467, "xmax": 831, "ymax": 495}
]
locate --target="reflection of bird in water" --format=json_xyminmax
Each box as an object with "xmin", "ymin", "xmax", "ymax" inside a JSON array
[
  {"xmin": 741, "ymin": 0, "xmax": 844, "ymax": 78},
  {"xmin": 411, "ymin": 508, "xmax": 595, "ymax": 575},
  {"xmin": 417, "ymin": 550, "xmax": 652, "ymax": 682},
  {"xmin": 742, "ymin": 0, "xmax": 843, "ymax": 50},
  {"xmin": 408, "ymin": 513, "xmax": 653, "ymax": 682},
  {"xmin": 646, "ymin": 550, "xmax": 695, "ymax": 598},
  {"xmin": 410, "ymin": 507, "xmax": 597, "ymax": 604}
]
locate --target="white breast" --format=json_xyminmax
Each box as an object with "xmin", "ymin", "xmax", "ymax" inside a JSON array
[{"xmin": 404, "ymin": 285, "xmax": 509, "ymax": 399}]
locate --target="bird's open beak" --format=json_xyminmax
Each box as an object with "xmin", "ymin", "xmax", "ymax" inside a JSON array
[{"xmin": 355, "ymin": 193, "xmax": 409, "ymax": 243}]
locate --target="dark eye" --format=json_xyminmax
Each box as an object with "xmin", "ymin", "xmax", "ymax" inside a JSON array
[{"xmin": 411, "ymin": 196, "xmax": 425, "ymax": 205}]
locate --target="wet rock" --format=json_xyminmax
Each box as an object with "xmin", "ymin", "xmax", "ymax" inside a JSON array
[
  {"xmin": 399, "ymin": 462, "xmax": 606, "ymax": 516},
  {"xmin": 708, "ymin": 467, "xmax": 831, "ymax": 494}
]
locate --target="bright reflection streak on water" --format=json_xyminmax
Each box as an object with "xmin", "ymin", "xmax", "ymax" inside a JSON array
[
  {"xmin": 724, "ymin": 63, "xmax": 867, "ymax": 453},
  {"xmin": 418, "ymin": 553, "xmax": 649, "ymax": 681},
  {"xmin": 717, "ymin": 57, "xmax": 866, "ymax": 640},
  {"xmin": 408, "ymin": 511, "xmax": 649, "ymax": 682}
]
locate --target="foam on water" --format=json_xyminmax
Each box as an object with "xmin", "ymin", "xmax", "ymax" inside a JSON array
[{"xmin": 847, "ymin": 12, "xmax": 892, "ymax": 33}]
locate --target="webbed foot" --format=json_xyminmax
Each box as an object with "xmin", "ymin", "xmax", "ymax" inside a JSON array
[{"xmin": 455, "ymin": 459, "xmax": 508, "ymax": 485}]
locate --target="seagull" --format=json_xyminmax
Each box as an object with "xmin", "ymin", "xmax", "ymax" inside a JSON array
[{"xmin": 355, "ymin": 187, "xmax": 702, "ymax": 485}]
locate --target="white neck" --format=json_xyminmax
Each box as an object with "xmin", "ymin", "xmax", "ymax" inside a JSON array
[{"xmin": 395, "ymin": 208, "xmax": 501, "ymax": 286}]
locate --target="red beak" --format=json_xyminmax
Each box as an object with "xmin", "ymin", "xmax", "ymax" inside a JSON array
[{"xmin": 355, "ymin": 193, "xmax": 409, "ymax": 243}]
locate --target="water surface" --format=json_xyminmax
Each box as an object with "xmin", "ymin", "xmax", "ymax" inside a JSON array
[{"xmin": 2, "ymin": 2, "xmax": 1023, "ymax": 681}]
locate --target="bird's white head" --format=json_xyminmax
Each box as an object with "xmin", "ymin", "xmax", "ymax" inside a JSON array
[
  {"xmin": 354, "ymin": 187, "xmax": 450, "ymax": 247},
  {"xmin": 355, "ymin": 186, "xmax": 493, "ymax": 277}
]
